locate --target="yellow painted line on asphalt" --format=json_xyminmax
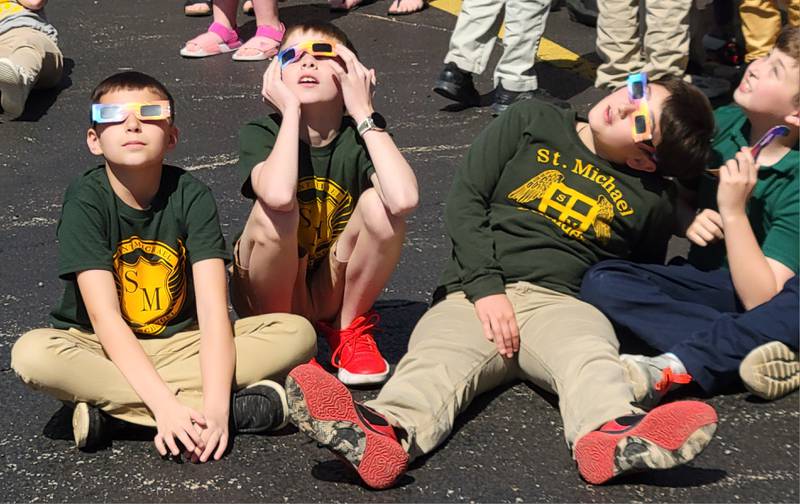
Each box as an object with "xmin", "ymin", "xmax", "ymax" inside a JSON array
[{"xmin": 428, "ymin": 0, "xmax": 597, "ymax": 80}]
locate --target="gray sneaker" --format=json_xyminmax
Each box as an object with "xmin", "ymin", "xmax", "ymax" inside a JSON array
[
  {"xmin": 739, "ymin": 342, "xmax": 800, "ymax": 400},
  {"xmin": 621, "ymin": 354, "xmax": 693, "ymax": 409},
  {"xmin": 0, "ymin": 57, "xmax": 35, "ymax": 121}
]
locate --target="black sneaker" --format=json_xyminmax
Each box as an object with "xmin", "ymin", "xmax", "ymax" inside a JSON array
[
  {"xmin": 491, "ymin": 84, "xmax": 570, "ymax": 116},
  {"xmin": 231, "ymin": 379, "xmax": 289, "ymax": 434},
  {"xmin": 72, "ymin": 402, "xmax": 110, "ymax": 451},
  {"xmin": 433, "ymin": 62, "xmax": 480, "ymax": 106}
]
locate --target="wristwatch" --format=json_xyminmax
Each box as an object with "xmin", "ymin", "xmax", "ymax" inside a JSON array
[{"xmin": 356, "ymin": 112, "xmax": 387, "ymax": 136}]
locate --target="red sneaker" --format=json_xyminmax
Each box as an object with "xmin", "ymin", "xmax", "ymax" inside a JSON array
[
  {"xmin": 318, "ymin": 311, "xmax": 390, "ymax": 385},
  {"xmin": 286, "ymin": 363, "xmax": 408, "ymax": 489},
  {"xmin": 574, "ymin": 400, "xmax": 718, "ymax": 484}
]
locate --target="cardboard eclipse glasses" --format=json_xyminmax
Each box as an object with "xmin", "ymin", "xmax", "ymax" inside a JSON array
[
  {"xmin": 91, "ymin": 101, "xmax": 171, "ymax": 124},
  {"xmin": 626, "ymin": 72, "xmax": 653, "ymax": 145},
  {"xmin": 278, "ymin": 40, "xmax": 337, "ymax": 69}
]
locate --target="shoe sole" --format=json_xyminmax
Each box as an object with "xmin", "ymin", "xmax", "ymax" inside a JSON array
[
  {"xmin": 433, "ymin": 80, "xmax": 479, "ymax": 106},
  {"xmin": 72, "ymin": 403, "xmax": 90, "ymax": 449},
  {"xmin": 286, "ymin": 364, "xmax": 408, "ymax": 489},
  {"xmin": 337, "ymin": 359, "xmax": 390, "ymax": 386},
  {"xmin": 0, "ymin": 59, "xmax": 25, "ymax": 120},
  {"xmin": 574, "ymin": 401, "xmax": 718, "ymax": 485},
  {"xmin": 740, "ymin": 342, "xmax": 800, "ymax": 400}
]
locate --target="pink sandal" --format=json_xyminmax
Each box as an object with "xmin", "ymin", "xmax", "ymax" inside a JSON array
[
  {"xmin": 180, "ymin": 22, "xmax": 243, "ymax": 58},
  {"xmin": 232, "ymin": 24, "xmax": 285, "ymax": 62}
]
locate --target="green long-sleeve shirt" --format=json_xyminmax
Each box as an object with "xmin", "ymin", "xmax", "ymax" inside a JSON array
[{"xmin": 434, "ymin": 101, "xmax": 676, "ymax": 303}]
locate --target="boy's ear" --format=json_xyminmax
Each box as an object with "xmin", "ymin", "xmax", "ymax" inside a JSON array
[
  {"xmin": 86, "ymin": 127, "xmax": 103, "ymax": 156},
  {"xmin": 167, "ymin": 125, "xmax": 179, "ymax": 151},
  {"xmin": 626, "ymin": 154, "xmax": 657, "ymax": 172}
]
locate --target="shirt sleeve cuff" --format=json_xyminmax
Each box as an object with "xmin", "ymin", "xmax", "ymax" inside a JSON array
[{"xmin": 462, "ymin": 274, "xmax": 506, "ymax": 303}]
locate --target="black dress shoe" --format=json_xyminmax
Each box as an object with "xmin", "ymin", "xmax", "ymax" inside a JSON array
[
  {"xmin": 433, "ymin": 62, "xmax": 480, "ymax": 106},
  {"xmin": 491, "ymin": 83, "xmax": 571, "ymax": 115}
]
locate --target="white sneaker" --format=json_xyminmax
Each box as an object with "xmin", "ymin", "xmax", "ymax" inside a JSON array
[
  {"xmin": 0, "ymin": 58, "xmax": 35, "ymax": 121},
  {"xmin": 739, "ymin": 342, "xmax": 800, "ymax": 400},
  {"xmin": 621, "ymin": 354, "xmax": 693, "ymax": 409}
]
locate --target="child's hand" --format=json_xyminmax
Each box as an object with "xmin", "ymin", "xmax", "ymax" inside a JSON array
[
  {"xmin": 784, "ymin": 113, "xmax": 800, "ymax": 128},
  {"xmin": 717, "ymin": 147, "xmax": 758, "ymax": 218},
  {"xmin": 262, "ymin": 58, "xmax": 300, "ymax": 115},
  {"xmin": 329, "ymin": 44, "xmax": 376, "ymax": 124},
  {"xmin": 686, "ymin": 209, "xmax": 724, "ymax": 246},
  {"xmin": 187, "ymin": 410, "xmax": 229, "ymax": 463},
  {"xmin": 152, "ymin": 399, "xmax": 206, "ymax": 458},
  {"xmin": 474, "ymin": 294, "xmax": 519, "ymax": 358}
]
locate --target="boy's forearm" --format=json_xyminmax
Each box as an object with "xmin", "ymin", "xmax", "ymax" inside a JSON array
[
  {"xmin": 93, "ymin": 316, "xmax": 177, "ymax": 414},
  {"xmin": 251, "ymin": 109, "xmax": 301, "ymax": 211},
  {"xmin": 723, "ymin": 214, "xmax": 779, "ymax": 309},
  {"xmin": 199, "ymin": 317, "xmax": 235, "ymax": 415},
  {"xmin": 360, "ymin": 130, "xmax": 418, "ymax": 216}
]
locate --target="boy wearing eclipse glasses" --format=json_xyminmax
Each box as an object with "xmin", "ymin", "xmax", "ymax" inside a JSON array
[
  {"xmin": 11, "ymin": 71, "xmax": 316, "ymax": 461},
  {"xmin": 232, "ymin": 22, "xmax": 418, "ymax": 387},
  {"xmin": 286, "ymin": 75, "xmax": 719, "ymax": 487},
  {"xmin": 582, "ymin": 26, "xmax": 800, "ymax": 406}
]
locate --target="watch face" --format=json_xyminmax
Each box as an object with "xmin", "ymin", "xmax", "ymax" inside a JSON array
[{"xmin": 371, "ymin": 112, "xmax": 387, "ymax": 129}]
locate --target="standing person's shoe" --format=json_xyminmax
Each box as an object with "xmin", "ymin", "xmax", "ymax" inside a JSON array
[
  {"xmin": 0, "ymin": 58, "xmax": 35, "ymax": 121},
  {"xmin": 286, "ymin": 363, "xmax": 409, "ymax": 489},
  {"xmin": 574, "ymin": 400, "xmax": 718, "ymax": 484},
  {"xmin": 621, "ymin": 354, "xmax": 693, "ymax": 409},
  {"xmin": 72, "ymin": 402, "xmax": 110, "ymax": 451},
  {"xmin": 739, "ymin": 342, "xmax": 800, "ymax": 400},
  {"xmin": 491, "ymin": 84, "xmax": 570, "ymax": 116},
  {"xmin": 231, "ymin": 380, "xmax": 290, "ymax": 433},
  {"xmin": 433, "ymin": 63, "xmax": 480, "ymax": 106},
  {"xmin": 318, "ymin": 311, "xmax": 390, "ymax": 386}
]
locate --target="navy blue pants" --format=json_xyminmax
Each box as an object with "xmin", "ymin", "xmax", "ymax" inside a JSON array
[{"xmin": 580, "ymin": 259, "xmax": 799, "ymax": 394}]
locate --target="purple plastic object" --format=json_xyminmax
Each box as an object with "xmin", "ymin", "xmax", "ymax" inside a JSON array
[{"xmin": 750, "ymin": 125, "xmax": 790, "ymax": 161}]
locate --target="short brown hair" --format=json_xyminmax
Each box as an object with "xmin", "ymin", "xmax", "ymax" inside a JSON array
[
  {"xmin": 280, "ymin": 21, "xmax": 357, "ymax": 56},
  {"xmin": 776, "ymin": 26, "xmax": 800, "ymax": 106},
  {"xmin": 90, "ymin": 71, "xmax": 174, "ymax": 123},
  {"xmin": 652, "ymin": 76, "xmax": 715, "ymax": 179}
]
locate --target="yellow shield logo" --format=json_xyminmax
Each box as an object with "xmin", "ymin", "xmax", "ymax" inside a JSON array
[{"xmin": 113, "ymin": 237, "xmax": 187, "ymax": 335}]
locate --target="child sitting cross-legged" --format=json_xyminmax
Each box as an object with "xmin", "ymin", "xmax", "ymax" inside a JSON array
[
  {"xmin": 11, "ymin": 71, "xmax": 316, "ymax": 459},
  {"xmin": 231, "ymin": 22, "xmax": 419, "ymax": 386}
]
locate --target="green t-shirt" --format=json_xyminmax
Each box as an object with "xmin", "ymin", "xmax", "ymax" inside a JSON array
[
  {"xmin": 435, "ymin": 100, "xmax": 676, "ymax": 302},
  {"xmin": 237, "ymin": 114, "xmax": 376, "ymax": 272},
  {"xmin": 49, "ymin": 165, "xmax": 228, "ymax": 337},
  {"xmin": 688, "ymin": 105, "xmax": 799, "ymax": 273}
]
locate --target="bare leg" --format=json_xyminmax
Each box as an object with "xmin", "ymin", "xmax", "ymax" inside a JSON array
[
  {"xmin": 236, "ymin": 201, "xmax": 300, "ymax": 314},
  {"xmin": 327, "ymin": 189, "xmax": 406, "ymax": 328},
  {"xmin": 211, "ymin": 0, "xmax": 239, "ymax": 28},
  {"xmin": 253, "ymin": 0, "xmax": 280, "ymax": 27}
]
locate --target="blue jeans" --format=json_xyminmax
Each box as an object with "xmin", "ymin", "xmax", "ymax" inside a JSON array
[{"xmin": 580, "ymin": 259, "xmax": 799, "ymax": 394}]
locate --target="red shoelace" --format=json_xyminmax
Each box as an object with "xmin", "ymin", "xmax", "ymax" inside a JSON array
[{"xmin": 330, "ymin": 311, "xmax": 381, "ymax": 369}]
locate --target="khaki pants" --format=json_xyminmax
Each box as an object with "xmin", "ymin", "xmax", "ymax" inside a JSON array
[
  {"xmin": 11, "ymin": 314, "xmax": 316, "ymax": 427},
  {"xmin": 444, "ymin": 0, "xmax": 551, "ymax": 92},
  {"xmin": 595, "ymin": 0, "xmax": 692, "ymax": 89},
  {"xmin": 740, "ymin": 0, "xmax": 800, "ymax": 63},
  {"xmin": 0, "ymin": 27, "xmax": 63, "ymax": 91},
  {"xmin": 365, "ymin": 282, "xmax": 642, "ymax": 460}
]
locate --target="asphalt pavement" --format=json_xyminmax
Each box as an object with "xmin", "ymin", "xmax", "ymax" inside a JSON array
[{"xmin": 0, "ymin": 0, "xmax": 797, "ymax": 502}]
